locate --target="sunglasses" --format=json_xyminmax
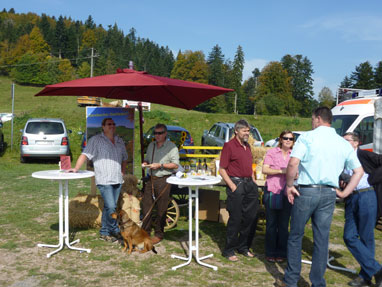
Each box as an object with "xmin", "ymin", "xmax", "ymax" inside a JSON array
[
  {"xmin": 154, "ymin": 131, "xmax": 165, "ymax": 135},
  {"xmin": 106, "ymin": 123, "xmax": 116, "ymax": 126},
  {"xmin": 282, "ymin": 137, "xmax": 294, "ymax": 141}
]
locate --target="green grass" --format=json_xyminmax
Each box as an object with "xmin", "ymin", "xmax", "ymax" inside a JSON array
[{"xmin": 2, "ymin": 76, "xmax": 379, "ymax": 286}]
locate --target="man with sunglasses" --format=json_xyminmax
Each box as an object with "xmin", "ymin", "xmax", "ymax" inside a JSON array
[
  {"xmin": 69, "ymin": 118, "xmax": 128, "ymax": 243},
  {"xmin": 278, "ymin": 107, "xmax": 363, "ymax": 287},
  {"xmin": 141, "ymin": 123, "xmax": 179, "ymax": 245}
]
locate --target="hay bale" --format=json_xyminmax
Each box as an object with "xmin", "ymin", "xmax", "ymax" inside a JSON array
[
  {"xmin": 69, "ymin": 174, "xmax": 142, "ymax": 228},
  {"xmin": 118, "ymin": 174, "xmax": 141, "ymax": 224},
  {"xmin": 69, "ymin": 194, "xmax": 103, "ymax": 228}
]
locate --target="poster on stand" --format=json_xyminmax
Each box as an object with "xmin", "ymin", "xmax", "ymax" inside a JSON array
[{"xmin": 85, "ymin": 107, "xmax": 135, "ymax": 175}]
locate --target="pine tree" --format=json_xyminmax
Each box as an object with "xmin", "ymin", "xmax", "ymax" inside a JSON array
[
  {"xmin": 340, "ymin": 75, "xmax": 353, "ymax": 88},
  {"xmin": 281, "ymin": 54, "xmax": 314, "ymax": 116},
  {"xmin": 351, "ymin": 61, "xmax": 375, "ymax": 89},
  {"xmin": 374, "ymin": 61, "xmax": 382, "ymax": 87}
]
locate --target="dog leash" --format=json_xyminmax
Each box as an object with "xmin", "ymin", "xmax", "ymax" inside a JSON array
[{"xmin": 140, "ymin": 178, "xmax": 170, "ymax": 230}]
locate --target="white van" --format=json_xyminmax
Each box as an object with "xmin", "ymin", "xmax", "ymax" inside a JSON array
[{"xmin": 331, "ymin": 89, "xmax": 381, "ymax": 151}]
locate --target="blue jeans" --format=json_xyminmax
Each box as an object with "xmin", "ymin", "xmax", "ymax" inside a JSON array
[
  {"xmin": 284, "ymin": 186, "xmax": 336, "ymax": 287},
  {"xmin": 344, "ymin": 189, "xmax": 381, "ymax": 281},
  {"xmin": 263, "ymin": 188, "xmax": 291, "ymax": 258},
  {"xmin": 97, "ymin": 184, "xmax": 122, "ymax": 236}
]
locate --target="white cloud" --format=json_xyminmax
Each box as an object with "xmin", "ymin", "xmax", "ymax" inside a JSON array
[
  {"xmin": 243, "ymin": 58, "xmax": 268, "ymax": 81},
  {"xmin": 302, "ymin": 14, "xmax": 382, "ymax": 42}
]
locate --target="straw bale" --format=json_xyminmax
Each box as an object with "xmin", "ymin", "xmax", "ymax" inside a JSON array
[
  {"xmin": 69, "ymin": 174, "xmax": 142, "ymax": 228},
  {"xmin": 69, "ymin": 194, "xmax": 103, "ymax": 228},
  {"xmin": 118, "ymin": 174, "xmax": 141, "ymax": 224}
]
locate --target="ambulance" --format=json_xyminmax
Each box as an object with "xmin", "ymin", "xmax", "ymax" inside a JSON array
[{"xmin": 331, "ymin": 88, "xmax": 382, "ymax": 151}]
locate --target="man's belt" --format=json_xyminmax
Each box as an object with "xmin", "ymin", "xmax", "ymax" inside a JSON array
[
  {"xmin": 353, "ymin": 187, "xmax": 374, "ymax": 194},
  {"xmin": 230, "ymin": 176, "xmax": 252, "ymax": 182},
  {"xmin": 299, "ymin": 184, "xmax": 335, "ymax": 189}
]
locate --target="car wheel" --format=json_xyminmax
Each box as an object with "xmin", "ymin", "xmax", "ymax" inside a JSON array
[{"xmin": 20, "ymin": 155, "xmax": 27, "ymax": 163}]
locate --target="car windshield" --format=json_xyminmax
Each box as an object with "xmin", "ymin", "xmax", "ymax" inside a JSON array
[
  {"xmin": 331, "ymin": 115, "xmax": 358, "ymax": 136},
  {"xmin": 26, "ymin": 122, "xmax": 64, "ymax": 135},
  {"xmin": 228, "ymin": 128, "xmax": 260, "ymax": 141}
]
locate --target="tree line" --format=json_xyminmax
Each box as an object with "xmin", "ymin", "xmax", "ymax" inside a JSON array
[{"xmin": 1, "ymin": 8, "xmax": 381, "ymax": 116}]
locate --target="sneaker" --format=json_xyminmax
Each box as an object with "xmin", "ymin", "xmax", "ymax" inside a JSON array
[
  {"xmin": 99, "ymin": 235, "xmax": 117, "ymax": 243},
  {"xmin": 111, "ymin": 232, "xmax": 123, "ymax": 240}
]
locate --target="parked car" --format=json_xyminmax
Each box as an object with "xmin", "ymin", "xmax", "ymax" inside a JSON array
[
  {"xmin": 264, "ymin": 131, "xmax": 305, "ymax": 147},
  {"xmin": 0, "ymin": 120, "xmax": 4, "ymax": 152},
  {"xmin": 20, "ymin": 118, "xmax": 71, "ymax": 163},
  {"xmin": 201, "ymin": 122, "xmax": 264, "ymax": 153},
  {"xmin": 0, "ymin": 113, "xmax": 13, "ymax": 123},
  {"xmin": 143, "ymin": 125, "xmax": 194, "ymax": 154}
]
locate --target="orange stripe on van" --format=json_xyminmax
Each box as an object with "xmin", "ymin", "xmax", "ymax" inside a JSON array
[{"xmin": 338, "ymin": 99, "xmax": 373, "ymax": 106}]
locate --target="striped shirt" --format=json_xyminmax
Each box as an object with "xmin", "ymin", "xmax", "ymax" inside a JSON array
[{"xmin": 83, "ymin": 133, "xmax": 128, "ymax": 185}]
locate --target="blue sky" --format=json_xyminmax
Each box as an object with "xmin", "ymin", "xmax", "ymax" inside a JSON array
[{"xmin": 4, "ymin": 0, "xmax": 382, "ymax": 98}]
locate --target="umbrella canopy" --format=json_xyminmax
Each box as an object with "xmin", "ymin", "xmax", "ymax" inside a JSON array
[
  {"xmin": 35, "ymin": 69, "xmax": 233, "ymax": 178},
  {"xmin": 35, "ymin": 68, "xmax": 233, "ymax": 110}
]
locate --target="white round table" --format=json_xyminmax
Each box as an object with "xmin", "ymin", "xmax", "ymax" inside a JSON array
[
  {"xmin": 166, "ymin": 175, "xmax": 221, "ymax": 271},
  {"xmin": 32, "ymin": 170, "xmax": 94, "ymax": 258}
]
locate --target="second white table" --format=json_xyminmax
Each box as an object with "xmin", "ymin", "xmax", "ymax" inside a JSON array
[{"xmin": 166, "ymin": 175, "xmax": 221, "ymax": 271}]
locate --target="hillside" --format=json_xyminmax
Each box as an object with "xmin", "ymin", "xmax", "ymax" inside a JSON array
[{"xmin": 0, "ymin": 76, "xmax": 311, "ymax": 168}]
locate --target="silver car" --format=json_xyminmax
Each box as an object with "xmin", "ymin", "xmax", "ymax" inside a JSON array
[
  {"xmin": 201, "ymin": 122, "xmax": 264, "ymax": 154},
  {"xmin": 20, "ymin": 118, "xmax": 71, "ymax": 163}
]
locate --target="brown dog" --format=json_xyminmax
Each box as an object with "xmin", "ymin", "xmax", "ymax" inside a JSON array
[{"xmin": 111, "ymin": 210, "xmax": 157, "ymax": 254}]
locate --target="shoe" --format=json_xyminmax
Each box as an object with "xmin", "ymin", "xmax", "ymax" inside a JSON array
[
  {"xmin": 237, "ymin": 250, "xmax": 255, "ymax": 258},
  {"xmin": 150, "ymin": 236, "xmax": 162, "ymax": 245},
  {"xmin": 111, "ymin": 232, "xmax": 123, "ymax": 241},
  {"xmin": 99, "ymin": 235, "xmax": 117, "ymax": 243},
  {"xmin": 266, "ymin": 257, "xmax": 276, "ymax": 263},
  {"xmin": 348, "ymin": 277, "xmax": 371, "ymax": 287},
  {"xmin": 276, "ymin": 257, "xmax": 286, "ymax": 263},
  {"xmin": 375, "ymin": 268, "xmax": 382, "ymax": 287},
  {"xmin": 223, "ymin": 254, "xmax": 239, "ymax": 262}
]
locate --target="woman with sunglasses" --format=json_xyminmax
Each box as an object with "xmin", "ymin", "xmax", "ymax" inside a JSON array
[{"xmin": 262, "ymin": 130, "xmax": 294, "ymax": 263}]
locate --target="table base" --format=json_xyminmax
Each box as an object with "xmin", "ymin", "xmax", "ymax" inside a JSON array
[
  {"xmin": 171, "ymin": 186, "xmax": 217, "ymax": 271},
  {"xmin": 302, "ymin": 252, "xmax": 357, "ymax": 274},
  {"xmin": 37, "ymin": 179, "xmax": 91, "ymax": 258}
]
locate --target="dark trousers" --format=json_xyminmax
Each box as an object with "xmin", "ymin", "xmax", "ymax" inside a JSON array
[
  {"xmin": 141, "ymin": 176, "xmax": 171, "ymax": 239},
  {"xmin": 263, "ymin": 188, "xmax": 291, "ymax": 258},
  {"xmin": 344, "ymin": 189, "xmax": 381, "ymax": 281},
  {"xmin": 222, "ymin": 178, "xmax": 259, "ymax": 257}
]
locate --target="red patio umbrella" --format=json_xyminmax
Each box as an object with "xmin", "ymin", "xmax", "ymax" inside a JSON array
[{"xmin": 35, "ymin": 68, "xmax": 233, "ymax": 177}]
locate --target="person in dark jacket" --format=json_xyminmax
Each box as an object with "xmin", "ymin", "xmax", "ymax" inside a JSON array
[{"xmin": 337, "ymin": 132, "xmax": 382, "ymax": 287}]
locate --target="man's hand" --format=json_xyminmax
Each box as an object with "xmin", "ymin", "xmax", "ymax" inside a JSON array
[
  {"xmin": 286, "ymin": 185, "xmax": 300, "ymax": 204},
  {"xmin": 66, "ymin": 168, "xmax": 78, "ymax": 173}
]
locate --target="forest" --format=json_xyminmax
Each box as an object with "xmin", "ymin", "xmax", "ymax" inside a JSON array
[{"xmin": 1, "ymin": 8, "xmax": 382, "ymax": 116}]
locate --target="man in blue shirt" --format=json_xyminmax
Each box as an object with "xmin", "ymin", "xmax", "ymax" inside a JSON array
[
  {"xmin": 337, "ymin": 132, "xmax": 382, "ymax": 287},
  {"xmin": 278, "ymin": 107, "xmax": 364, "ymax": 287}
]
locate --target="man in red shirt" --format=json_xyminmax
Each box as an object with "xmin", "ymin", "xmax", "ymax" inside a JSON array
[{"xmin": 219, "ymin": 119, "xmax": 259, "ymax": 262}]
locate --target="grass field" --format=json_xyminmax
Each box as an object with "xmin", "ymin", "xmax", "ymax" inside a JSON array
[{"xmin": 1, "ymin": 77, "xmax": 381, "ymax": 286}]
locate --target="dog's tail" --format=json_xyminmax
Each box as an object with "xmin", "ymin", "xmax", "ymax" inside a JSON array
[{"xmin": 151, "ymin": 246, "xmax": 157, "ymax": 254}]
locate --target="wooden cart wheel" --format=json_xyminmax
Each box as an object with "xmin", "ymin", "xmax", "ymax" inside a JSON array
[
  {"xmin": 165, "ymin": 199, "xmax": 180, "ymax": 230},
  {"xmin": 172, "ymin": 192, "xmax": 188, "ymax": 206}
]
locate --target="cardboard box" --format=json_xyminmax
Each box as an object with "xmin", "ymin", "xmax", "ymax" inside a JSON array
[
  {"xmin": 198, "ymin": 189, "xmax": 220, "ymax": 222},
  {"xmin": 218, "ymin": 200, "xmax": 230, "ymax": 225}
]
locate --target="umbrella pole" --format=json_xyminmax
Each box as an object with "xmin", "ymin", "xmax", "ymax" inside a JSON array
[{"xmin": 138, "ymin": 102, "xmax": 145, "ymax": 179}]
